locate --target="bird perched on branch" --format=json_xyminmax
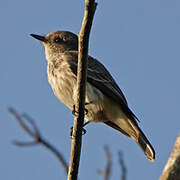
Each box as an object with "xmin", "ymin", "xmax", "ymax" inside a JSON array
[{"xmin": 31, "ymin": 31, "xmax": 155, "ymax": 161}]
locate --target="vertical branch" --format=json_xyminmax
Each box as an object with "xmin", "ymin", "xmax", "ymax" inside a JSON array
[
  {"xmin": 67, "ymin": 1, "xmax": 97, "ymax": 180},
  {"xmin": 104, "ymin": 146, "xmax": 111, "ymax": 180},
  {"xmin": 160, "ymin": 134, "xmax": 180, "ymax": 180},
  {"xmin": 118, "ymin": 152, "xmax": 127, "ymax": 180},
  {"xmin": 97, "ymin": 146, "xmax": 112, "ymax": 180}
]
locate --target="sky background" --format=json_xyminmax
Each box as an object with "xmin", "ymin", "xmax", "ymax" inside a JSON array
[{"xmin": 1, "ymin": 0, "xmax": 180, "ymax": 179}]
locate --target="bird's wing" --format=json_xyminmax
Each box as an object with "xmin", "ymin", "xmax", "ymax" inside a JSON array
[{"xmin": 65, "ymin": 51, "xmax": 139, "ymax": 124}]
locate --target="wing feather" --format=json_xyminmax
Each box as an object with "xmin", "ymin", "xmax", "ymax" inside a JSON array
[{"xmin": 65, "ymin": 51, "xmax": 139, "ymax": 124}]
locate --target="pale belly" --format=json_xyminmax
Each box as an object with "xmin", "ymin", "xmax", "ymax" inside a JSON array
[{"xmin": 48, "ymin": 69, "xmax": 106, "ymax": 123}]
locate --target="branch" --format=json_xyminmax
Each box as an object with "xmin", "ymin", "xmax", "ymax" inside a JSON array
[
  {"xmin": 8, "ymin": 107, "xmax": 68, "ymax": 174},
  {"xmin": 67, "ymin": 1, "xmax": 97, "ymax": 180},
  {"xmin": 118, "ymin": 152, "xmax": 127, "ymax": 180},
  {"xmin": 97, "ymin": 146, "xmax": 112, "ymax": 180},
  {"xmin": 160, "ymin": 134, "xmax": 180, "ymax": 180}
]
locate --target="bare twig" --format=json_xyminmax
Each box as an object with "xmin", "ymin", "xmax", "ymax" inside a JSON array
[
  {"xmin": 97, "ymin": 146, "xmax": 112, "ymax": 180},
  {"xmin": 67, "ymin": 1, "xmax": 97, "ymax": 180},
  {"xmin": 8, "ymin": 107, "xmax": 68, "ymax": 174},
  {"xmin": 160, "ymin": 134, "xmax": 180, "ymax": 180},
  {"xmin": 118, "ymin": 151, "xmax": 127, "ymax": 180}
]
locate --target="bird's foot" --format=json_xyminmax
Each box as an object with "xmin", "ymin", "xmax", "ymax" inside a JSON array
[
  {"xmin": 72, "ymin": 105, "xmax": 78, "ymax": 116},
  {"xmin": 70, "ymin": 126, "xmax": 87, "ymax": 138},
  {"xmin": 72, "ymin": 103, "xmax": 92, "ymax": 116},
  {"xmin": 84, "ymin": 108, "xmax": 88, "ymax": 115},
  {"xmin": 85, "ymin": 101, "xmax": 93, "ymax": 106},
  {"xmin": 69, "ymin": 121, "xmax": 90, "ymax": 138}
]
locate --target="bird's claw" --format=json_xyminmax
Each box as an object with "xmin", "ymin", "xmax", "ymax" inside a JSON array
[
  {"xmin": 70, "ymin": 126, "xmax": 73, "ymax": 138},
  {"xmin": 70, "ymin": 126, "xmax": 87, "ymax": 138},
  {"xmin": 82, "ymin": 128, "xmax": 86, "ymax": 135},
  {"xmin": 72, "ymin": 105, "xmax": 78, "ymax": 116},
  {"xmin": 72, "ymin": 105, "xmax": 88, "ymax": 116},
  {"xmin": 84, "ymin": 108, "xmax": 88, "ymax": 115}
]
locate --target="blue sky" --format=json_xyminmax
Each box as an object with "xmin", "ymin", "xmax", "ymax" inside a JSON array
[{"xmin": 1, "ymin": 0, "xmax": 180, "ymax": 179}]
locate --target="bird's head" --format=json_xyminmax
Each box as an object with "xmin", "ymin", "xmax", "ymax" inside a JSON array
[{"xmin": 31, "ymin": 31, "xmax": 78, "ymax": 61}]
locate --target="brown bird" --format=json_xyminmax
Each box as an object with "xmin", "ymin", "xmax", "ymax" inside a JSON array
[{"xmin": 31, "ymin": 31, "xmax": 155, "ymax": 161}]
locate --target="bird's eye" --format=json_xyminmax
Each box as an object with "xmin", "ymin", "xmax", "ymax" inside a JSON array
[{"xmin": 54, "ymin": 37, "xmax": 62, "ymax": 43}]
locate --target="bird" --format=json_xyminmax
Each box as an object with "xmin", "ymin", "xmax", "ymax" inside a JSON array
[{"xmin": 31, "ymin": 30, "xmax": 155, "ymax": 161}]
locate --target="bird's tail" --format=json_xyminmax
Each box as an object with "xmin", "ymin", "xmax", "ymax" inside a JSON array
[
  {"xmin": 132, "ymin": 125, "xmax": 155, "ymax": 162},
  {"xmin": 104, "ymin": 119, "xmax": 155, "ymax": 162}
]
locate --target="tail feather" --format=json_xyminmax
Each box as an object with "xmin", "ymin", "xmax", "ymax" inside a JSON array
[
  {"xmin": 127, "ymin": 119, "xmax": 155, "ymax": 162},
  {"xmin": 104, "ymin": 121, "xmax": 130, "ymax": 137},
  {"xmin": 134, "ymin": 128, "xmax": 155, "ymax": 161},
  {"xmin": 105, "ymin": 118, "xmax": 155, "ymax": 162}
]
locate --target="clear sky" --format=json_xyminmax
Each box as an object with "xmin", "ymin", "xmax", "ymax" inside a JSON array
[{"xmin": 1, "ymin": 0, "xmax": 180, "ymax": 179}]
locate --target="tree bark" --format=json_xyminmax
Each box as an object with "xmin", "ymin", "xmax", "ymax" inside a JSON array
[{"xmin": 160, "ymin": 134, "xmax": 180, "ymax": 180}]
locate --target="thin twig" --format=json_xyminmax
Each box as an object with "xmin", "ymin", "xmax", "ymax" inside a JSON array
[
  {"xmin": 9, "ymin": 107, "xmax": 36, "ymax": 138},
  {"xmin": 22, "ymin": 113, "xmax": 41, "ymax": 136},
  {"xmin": 118, "ymin": 151, "xmax": 127, "ymax": 180},
  {"xmin": 97, "ymin": 145, "xmax": 112, "ymax": 180},
  {"xmin": 67, "ymin": 1, "xmax": 97, "ymax": 180},
  {"xmin": 104, "ymin": 146, "xmax": 111, "ymax": 180},
  {"xmin": 160, "ymin": 134, "xmax": 180, "ymax": 180},
  {"xmin": 8, "ymin": 107, "xmax": 68, "ymax": 174}
]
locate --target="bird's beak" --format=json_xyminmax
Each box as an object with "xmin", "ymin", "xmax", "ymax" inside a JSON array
[{"xmin": 30, "ymin": 34, "xmax": 47, "ymax": 43}]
